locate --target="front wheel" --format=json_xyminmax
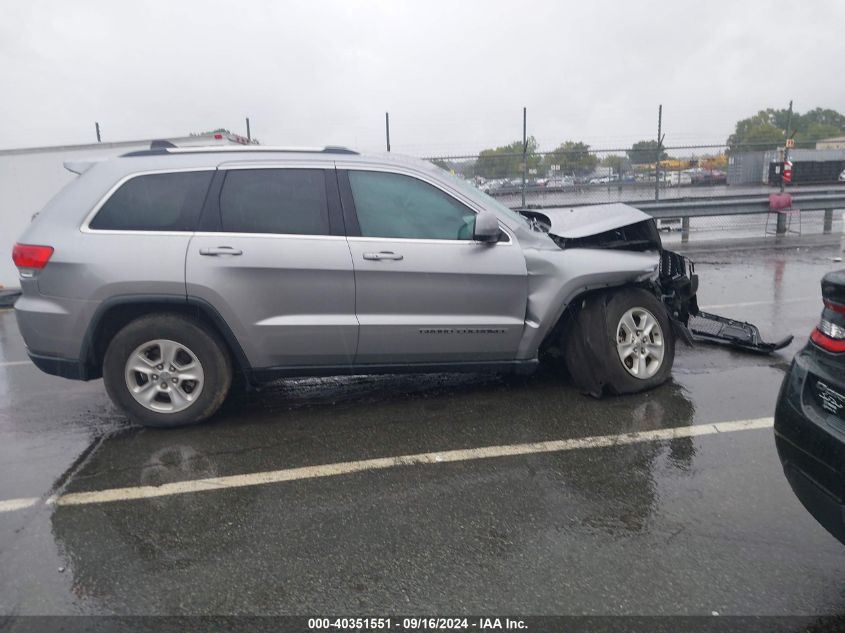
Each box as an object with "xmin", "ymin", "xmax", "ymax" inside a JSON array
[
  {"xmin": 103, "ymin": 314, "xmax": 232, "ymax": 427},
  {"xmin": 564, "ymin": 288, "xmax": 675, "ymax": 396}
]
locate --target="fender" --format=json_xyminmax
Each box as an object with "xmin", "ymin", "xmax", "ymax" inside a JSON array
[
  {"xmin": 79, "ymin": 294, "xmax": 251, "ymax": 380},
  {"xmin": 517, "ymin": 247, "xmax": 661, "ymax": 360}
]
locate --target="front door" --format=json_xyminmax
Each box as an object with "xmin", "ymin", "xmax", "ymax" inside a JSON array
[{"xmin": 340, "ymin": 168, "xmax": 528, "ymax": 365}]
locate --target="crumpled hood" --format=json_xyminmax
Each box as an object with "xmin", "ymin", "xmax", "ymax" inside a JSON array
[{"xmin": 539, "ymin": 203, "xmax": 653, "ymax": 239}]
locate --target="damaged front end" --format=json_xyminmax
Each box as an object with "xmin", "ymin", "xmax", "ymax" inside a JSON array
[{"xmin": 520, "ymin": 204, "xmax": 792, "ymax": 354}]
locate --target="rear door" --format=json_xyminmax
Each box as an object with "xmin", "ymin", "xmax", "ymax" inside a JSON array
[
  {"xmin": 339, "ymin": 167, "xmax": 528, "ymax": 365},
  {"xmin": 186, "ymin": 164, "xmax": 357, "ymax": 370}
]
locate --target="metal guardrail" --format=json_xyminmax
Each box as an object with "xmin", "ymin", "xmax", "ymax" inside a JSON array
[
  {"xmin": 632, "ymin": 191, "xmax": 845, "ymax": 220},
  {"xmin": 531, "ymin": 189, "xmax": 845, "ymax": 237}
]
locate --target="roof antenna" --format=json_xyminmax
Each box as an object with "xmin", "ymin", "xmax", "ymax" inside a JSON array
[{"xmin": 150, "ymin": 139, "xmax": 177, "ymax": 149}]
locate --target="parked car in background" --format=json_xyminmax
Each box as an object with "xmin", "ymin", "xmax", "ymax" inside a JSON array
[
  {"xmin": 666, "ymin": 171, "xmax": 693, "ymax": 186},
  {"xmin": 546, "ymin": 175, "xmax": 575, "ymax": 190},
  {"xmin": 479, "ymin": 178, "xmax": 502, "ymax": 193},
  {"xmin": 689, "ymin": 168, "xmax": 727, "ymax": 186},
  {"xmin": 775, "ymin": 270, "xmax": 845, "ymax": 545}
]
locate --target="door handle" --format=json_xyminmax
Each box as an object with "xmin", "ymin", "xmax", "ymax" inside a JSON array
[
  {"xmin": 363, "ymin": 251, "xmax": 404, "ymax": 261},
  {"xmin": 200, "ymin": 246, "xmax": 243, "ymax": 256}
]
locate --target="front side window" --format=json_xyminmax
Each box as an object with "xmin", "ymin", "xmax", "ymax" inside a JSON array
[
  {"xmin": 219, "ymin": 169, "xmax": 329, "ymax": 235},
  {"xmin": 348, "ymin": 170, "xmax": 476, "ymax": 240},
  {"xmin": 89, "ymin": 171, "xmax": 213, "ymax": 231}
]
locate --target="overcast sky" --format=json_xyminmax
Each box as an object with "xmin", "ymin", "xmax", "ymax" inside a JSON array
[{"xmin": 1, "ymin": 0, "xmax": 843, "ymax": 155}]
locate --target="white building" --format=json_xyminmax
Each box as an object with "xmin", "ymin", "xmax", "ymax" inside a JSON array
[
  {"xmin": 816, "ymin": 135, "xmax": 845, "ymax": 150},
  {"xmin": 0, "ymin": 132, "xmax": 250, "ymax": 288}
]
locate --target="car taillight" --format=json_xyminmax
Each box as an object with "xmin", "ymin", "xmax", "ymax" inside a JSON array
[
  {"xmin": 811, "ymin": 301, "xmax": 845, "ymax": 353},
  {"xmin": 12, "ymin": 243, "xmax": 54, "ymax": 269},
  {"xmin": 811, "ymin": 328, "xmax": 845, "ymax": 352},
  {"xmin": 825, "ymin": 299, "xmax": 845, "ymax": 315}
]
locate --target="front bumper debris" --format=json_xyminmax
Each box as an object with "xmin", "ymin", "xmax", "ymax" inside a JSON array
[
  {"xmin": 688, "ymin": 311, "xmax": 793, "ymax": 353},
  {"xmin": 659, "ymin": 249, "xmax": 793, "ymax": 354}
]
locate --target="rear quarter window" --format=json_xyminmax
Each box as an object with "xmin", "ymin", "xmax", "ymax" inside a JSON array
[{"xmin": 88, "ymin": 171, "xmax": 213, "ymax": 231}]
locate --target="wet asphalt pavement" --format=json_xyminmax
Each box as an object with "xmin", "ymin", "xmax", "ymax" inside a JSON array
[{"xmin": 1, "ymin": 235, "xmax": 844, "ymax": 618}]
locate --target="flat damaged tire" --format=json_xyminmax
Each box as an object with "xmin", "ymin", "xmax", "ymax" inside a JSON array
[{"xmin": 564, "ymin": 287, "xmax": 674, "ymax": 397}]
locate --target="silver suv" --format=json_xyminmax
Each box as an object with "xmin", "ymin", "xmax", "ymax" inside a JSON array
[{"xmin": 14, "ymin": 145, "xmax": 679, "ymax": 427}]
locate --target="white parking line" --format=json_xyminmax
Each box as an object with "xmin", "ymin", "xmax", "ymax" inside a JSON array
[
  {"xmin": 0, "ymin": 360, "xmax": 32, "ymax": 368},
  {"xmin": 0, "ymin": 416, "xmax": 765, "ymax": 512},
  {"xmin": 0, "ymin": 497, "xmax": 39, "ymax": 512},
  {"xmin": 0, "ymin": 417, "xmax": 774, "ymax": 513},
  {"xmin": 701, "ymin": 296, "xmax": 817, "ymax": 310}
]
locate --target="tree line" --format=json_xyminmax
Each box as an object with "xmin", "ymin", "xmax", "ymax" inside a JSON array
[
  {"xmin": 443, "ymin": 106, "xmax": 845, "ymax": 179},
  {"xmin": 727, "ymin": 107, "xmax": 845, "ymax": 151},
  {"xmin": 454, "ymin": 138, "xmax": 669, "ymax": 179}
]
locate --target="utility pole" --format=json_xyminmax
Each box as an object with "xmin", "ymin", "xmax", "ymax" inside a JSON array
[
  {"xmin": 95, "ymin": 122, "xmax": 101, "ymax": 143},
  {"xmin": 245, "ymin": 117, "xmax": 251, "ymax": 142},
  {"xmin": 385, "ymin": 112, "xmax": 391, "ymax": 152},
  {"xmin": 780, "ymin": 100, "xmax": 793, "ymax": 194},
  {"xmin": 777, "ymin": 99, "xmax": 794, "ymax": 234},
  {"xmin": 521, "ymin": 107, "xmax": 527, "ymax": 209},
  {"xmin": 655, "ymin": 105, "xmax": 664, "ymax": 201}
]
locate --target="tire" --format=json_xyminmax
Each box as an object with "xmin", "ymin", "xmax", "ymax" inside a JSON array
[
  {"xmin": 564, "ymin": 287, "xmax": 674, "ymax": 397},
  {"xmin": 102, "ymin": 314, "xmax": 232, "ymax": 428}
]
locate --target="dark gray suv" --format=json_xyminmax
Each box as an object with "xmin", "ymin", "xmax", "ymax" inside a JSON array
[{"xmin": 13, "ymin": 145, "xmax": 677, "ymax": 427}]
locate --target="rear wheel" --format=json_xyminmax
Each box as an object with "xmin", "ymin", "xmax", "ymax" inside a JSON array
[
  {"xmin": 564, "ymin": 287, "xmax": 674, "ymax": 396},
  {"xmin": 103, "ymin": 314, "xmax": 232, "ymax": 427}
]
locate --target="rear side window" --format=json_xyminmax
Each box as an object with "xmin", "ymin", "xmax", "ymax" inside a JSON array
[
  {"xmin": 219, "ymin": 169, "xmax": 329, "ymax": 235},
  {"xmin": 348, "ymin": 170, "xmax": 475, "ymax": 240},
  {"xmin": 89, "ymin": 171, "xmax": 213, "ymax": 231}
]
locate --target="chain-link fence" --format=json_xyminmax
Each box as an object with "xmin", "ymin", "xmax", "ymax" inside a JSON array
[{"xmin": 420, "ymin": 141, "xmax": 845, "ymax": 241}]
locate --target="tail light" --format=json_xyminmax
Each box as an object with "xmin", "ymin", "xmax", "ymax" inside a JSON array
[
  {"xmin": 12, "ymin": 243, "xmax": 54, "ymax": 270},
  {"xmin": 824, "ymin": 299, "xmax": 845, "ymax": 316},
  {"xmin": 811, "ymin": 299, "xmax": 845, "ymax": 353}
]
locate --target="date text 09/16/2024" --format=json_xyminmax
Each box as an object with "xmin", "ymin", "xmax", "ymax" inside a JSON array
[{"xmin": 307, "ymin": 617, "xmax": 528, "ymax": 630}]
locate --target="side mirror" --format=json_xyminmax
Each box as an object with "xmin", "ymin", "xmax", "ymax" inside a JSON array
[{"xmin": 473, "ymin": 211, "xmax": 500, "ymax": 243}]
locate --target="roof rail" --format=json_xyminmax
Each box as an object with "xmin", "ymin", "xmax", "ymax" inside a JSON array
[
  {"xmin": 322, "ymin": 146, "xmax": 359, "ymax": 155},
  {"xmin": 120, "ymin": 145, "xmax": 359, "ymax": 158},
  {"xmin": 150, "ymin": 139, "xmax": 178, "ymax": 149},
  {"xmin": 63, "ymin": 160, "xmax": 100, "ymax": 175}
]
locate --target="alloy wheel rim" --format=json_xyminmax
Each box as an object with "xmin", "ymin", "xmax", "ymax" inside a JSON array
[
  {"xmin": 615, "ymin": 307, "xmax": 665, "ymax": 379},
  {"xmin": 124, "ymin": 339, "xmax": 204, "ymax": 413}
]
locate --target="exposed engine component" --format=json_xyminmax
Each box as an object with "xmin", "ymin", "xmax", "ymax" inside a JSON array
[{"xmin": 519, "ymin": 204, "xmax": 793, "ymax": 354}]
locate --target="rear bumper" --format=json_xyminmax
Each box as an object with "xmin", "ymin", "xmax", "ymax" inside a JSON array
[
  {"xmin": 0, "ymin": 288, "xmax": 21, "ymax": 308},
  {"xmin": 776, "ymin": 430, "xmax": 845, "ymax": 544},
  {"xmin": 27, "ymin": 351, "xmax": 88, "ymax": 381},
  {"xmin": 774, "ymin": 349, "xmax": 845, "ymax": 545},
  {"xmin": 14, "ymin": 290, "xmax": 99, "ymax": 379}
]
